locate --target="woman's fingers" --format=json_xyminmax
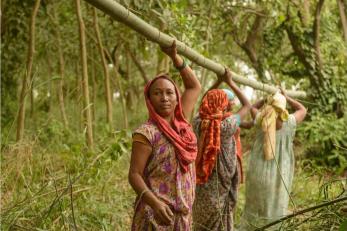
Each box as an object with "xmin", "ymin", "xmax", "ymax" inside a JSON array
[
  {"xmin": 165, "ymin": 205, "xmax": 174, "ymax": 217},
  {"xmin": 153, "ymin": 203, "xmax": 173, "ymax": 226},
  {"xmin": 171, "ymin": 40, "xmax": 176, "ymax": 48},
  {"xmin": 159, "ymin": 206, "xmax": 173, "ymax": 225},
  {"xmin": 154, "ymin": 212, "xmax": 167, "ymax": 225}
]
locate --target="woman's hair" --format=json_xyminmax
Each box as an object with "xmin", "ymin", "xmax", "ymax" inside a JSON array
[{"xmin": 146, "ymin": 73, "xmax": 176, "ymax": 98}]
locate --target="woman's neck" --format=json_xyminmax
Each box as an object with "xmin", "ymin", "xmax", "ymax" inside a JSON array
[{"xmin": 163, "ymin": 114, "xmax": 174, "ymax": 125}]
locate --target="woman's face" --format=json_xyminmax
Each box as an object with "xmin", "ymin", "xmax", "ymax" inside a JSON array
[{"xmin": 149, "ymin": 78, "xmax": 178, "ymax": 120}]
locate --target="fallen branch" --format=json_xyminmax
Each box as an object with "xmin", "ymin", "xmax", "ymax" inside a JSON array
[
  {"xmin": 255, "ymin": 195, "xmax": 347, "ymax": 230},
  {"xmin": 83, "ymin": 0, "xmax": 306, "ymax": 98}
]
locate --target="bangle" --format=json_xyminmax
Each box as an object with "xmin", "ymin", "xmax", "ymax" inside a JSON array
[
  {"xmin": 139, "ymin": 188, "xmax": 150, "ymax": 200},
  {"xmin": 175, "ymin": 59, "xmax": 187, "ymax": 71},
  {"xmin": 135, "ymin": 188, "xmax": 150, "ymax": 210}
]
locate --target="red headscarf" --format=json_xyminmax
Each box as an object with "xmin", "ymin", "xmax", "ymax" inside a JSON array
[
  {"xmin": 144, "ymin": 74, "xmax": 197, "ymax": 173},
  {"xmin": 196, "ymin": 89, "xmax": 231, "ymax": 184}
]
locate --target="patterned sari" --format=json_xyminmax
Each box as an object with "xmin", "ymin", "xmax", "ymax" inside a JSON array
[{"xmin": 192, "ymin": 115, "xmax": 240, "ymax": 231}]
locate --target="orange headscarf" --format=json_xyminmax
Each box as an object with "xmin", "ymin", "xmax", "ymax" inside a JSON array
[{"xmin": 196, "ymin": 89, "xmax": 231, "ymax": 184}]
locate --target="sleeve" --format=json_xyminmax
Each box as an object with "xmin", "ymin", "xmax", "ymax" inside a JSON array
[
  {"xmin": 233, "ymin": 114, "xmax": 241, "ymax": 127},
  {"xmin": 132, "ymin": 133, "xmax": 151, "ymax": 146},
  {"xmin": 288, "ymin": 114, "xmax": 297, "ymax": 130},
  {"xmin": 222, "ymin": 114, "xmax": 240, "ymax": 135},
  {"xmin": 132, "ymin": 124, "xmax": 153, "ymax": 146}
]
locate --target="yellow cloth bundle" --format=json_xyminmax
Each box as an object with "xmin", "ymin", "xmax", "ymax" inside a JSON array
[{"xmin": 256, "ymin": 93, "xmax": 289, "ymax": 160}]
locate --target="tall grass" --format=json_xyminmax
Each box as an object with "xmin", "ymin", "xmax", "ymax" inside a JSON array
[{"xmin": 1, "ymin": 98, "xmax": 346, "ymax": 230}]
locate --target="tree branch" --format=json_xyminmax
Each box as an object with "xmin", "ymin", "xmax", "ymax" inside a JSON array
[
  {"xmin": 126, "ymin": 45, "xmax": 149, "ymax": 83},
  {"xmin": 255, "ymin": 196, "xmax": 347, "ymax": 230},
  {"xmin": 240, "ymin": 14, "xmax": 266, "ymax": 80},
  {"xmin": 313, "ymin": 0, "xmax": 325, "ymax": 70}
]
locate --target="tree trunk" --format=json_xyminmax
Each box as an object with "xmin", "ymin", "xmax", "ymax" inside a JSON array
[
  {"xmin": 91, "ymin": 48, "xmax": 97, "ymax": 121},
  {"xmin": 50, "ymin": 6, "xmax": 69, "ymax": 127},
  {"xmin": 201, "ymin": 2, "xmax": 213, "ymax": 88},
  {"xmin": 125, "ymin": 50, "xmax": 134, "ymax": 110},
  {"xmin": 236, "ymin": 14, "xmax": 266, "ymax": 81},
  {"xmin": 75, "ymin": 0, "xmax": 94, "ymax": 149},
  {"xmin": 127, "ymin": 46, "xmax": 149, "ymax": 83},
  {"xmin": 313, "ymin": 0, "xmax": 325, "ymax": 71},
  {"xmin": 83, "ymin": 0, "xmax": 306, "ymax": 98},
  {"xmin": 337, "ymin": 0, "xmax": 347, "ymax": 42},
  {"xmin": 74, "ymin": 60, "xmax": 83, "ymax": 131},
  {"xmin": 30, "ymin": 74, "xmax": 35, "ymax": 117},
  {"xmin": 16, "ymin": 0, "xmax": 41, "ymax": 141},
  {"xmin": 46, "ymin": 54, "xmax": 54, "ymax": 116},
  {"xmin": 93, "ymin": 8, "xmax": 113, "ymax": 126},
  {"xmin": 113, "ymin": 46, "xmax": 128, "ymax": 129}
]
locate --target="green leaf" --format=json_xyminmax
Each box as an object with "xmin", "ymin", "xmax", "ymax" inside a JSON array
[{"xmin": 339, "ymin": 219, "xmax": 347, "ymax": 231}]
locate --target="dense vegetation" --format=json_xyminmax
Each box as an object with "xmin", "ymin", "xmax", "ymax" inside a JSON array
[{"xmin": 1, "ymin": 0, "xmax": 346, "ymax": 230}]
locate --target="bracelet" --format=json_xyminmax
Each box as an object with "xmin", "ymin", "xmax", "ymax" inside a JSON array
[
  {"xmin": 175, "ymin": 59, "xmax": 187, "ymax": 71},
  {"xmin": 135, "ymin": 188, "xmax": 150, "ymax": 210},
  {"xmin": 139, "ymin": 188, "xmax": 150, "ymax": 200}
]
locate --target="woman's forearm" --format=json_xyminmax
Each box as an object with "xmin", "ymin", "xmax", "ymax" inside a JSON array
[
  {"xmin": 172, "ymin": 54, "xmax": 201, "ymax": 90},
  {"xmin": 129, "ymin": 172, "xmax": 158, "ymax": 208},
  {"xmin": 226, "ymin": 80, "xmax": 250, "ymax": 107},
  {"xmin": 286, "ymin": 95, "xmax": 305, "ymax": 110},
  {"xmin": 208, "ymin": 79, "xmax": 222, "ymax": 90},
  {"xmin": 253, "ymin": 99, "xmax": 265, "ymax": 109}
]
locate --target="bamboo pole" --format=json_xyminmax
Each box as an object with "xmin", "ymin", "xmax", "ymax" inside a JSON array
[{"xmin": 83, "ymin": 0, "xmax": 306, "ymax": 98}]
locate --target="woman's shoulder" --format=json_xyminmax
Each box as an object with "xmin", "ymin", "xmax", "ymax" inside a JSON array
[
  {"xmin": 223, "ymin": 114, "xmax": 241, "ymax": 127},
  {"xmin": 133, "ymin": 121, "xmax": 160, "ymax": 139},
  {"xmin": 284, "ymin": 114, "xmax": 296, "ymax": 128}
]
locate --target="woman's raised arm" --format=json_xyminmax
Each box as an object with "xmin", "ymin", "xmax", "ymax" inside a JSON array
[
  {"xmin": 220, "ymin": 69, "xmax": 251, "ymax": 121},
  {"xmin": 161, "ymin": 41, "xmax": 201, "ymax": 120}
]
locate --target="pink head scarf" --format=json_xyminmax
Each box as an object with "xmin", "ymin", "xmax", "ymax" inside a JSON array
[{"xmin": 144, "ymin": 74, "xmax": 197, "ymax": 172}]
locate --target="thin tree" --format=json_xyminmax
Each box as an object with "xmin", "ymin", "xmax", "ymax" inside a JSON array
[
  {"xmin": 90, "ymin": 45, "xmax": 97, "ymax": 121},
  {"xmin": 92, "ymin": 8, "xmax": 113, "ymax": 126},
  {"xmin": 46, "ymin": 53, "xmax": 53, "ymax": 117},
  {"xmin": 126, "ymin": 45, "xmax": 149, "ymax": 83},
  {"xmin": 75, "ymin": 0, "xmax": 94, "ymax": 149},
  {"xmin": 337, "ymin": 0, "xmax": 347, "ymax": 42},
  {"xmin": 48, "ymin": 4, "xmax": 69, "ymax": 126},
  {"xmin": 113, "ymin": 45, "xmax": 128, "ymax": 129},
  {"xmin": 16, "ymin": 0, "xmax": 41, "ymax": 141}
]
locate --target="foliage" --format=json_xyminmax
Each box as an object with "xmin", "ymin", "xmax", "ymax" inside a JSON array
[
  {"xmin": 1, "ymin": 0, "xmax": 347, "ymax": 229},
  {"xmin": 1, "ymin": 0, "xmax": 31, "ymax": 126},
  {"xmin": 298, "ymin": 113, "xmax": 347, "ymax": 173},
  {"xmin": 1, "ymin": 122, "xmax": 133, "ymax": 230}
]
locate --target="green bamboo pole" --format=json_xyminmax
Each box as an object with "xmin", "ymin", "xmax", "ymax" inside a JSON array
[{"xmin": 84, "ymin": 0, "xmax": 306, "ymax": 98}]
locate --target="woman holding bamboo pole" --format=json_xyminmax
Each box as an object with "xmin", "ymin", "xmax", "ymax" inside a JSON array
[
  {"xmin": 128, "ymin": 40, "xmax": 201, "ymax": 230},
  {"xmin": 192, "ymin": 69, "xmax": 251, "ymax": 231},
  {"xmin": 240, "ymin": 89, "xmax": 307, "ymax": 230}
]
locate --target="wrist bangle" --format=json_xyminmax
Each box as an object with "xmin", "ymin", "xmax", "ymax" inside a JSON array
[
  {"xmin": 135, "ymin": 188, "xmax": 150, "ymax": 210},
  {"xmin": 139, "ymin": 188, "xmax": 149, "ymax": 200},
  {"xmin": 175, "ymin": 59, "xmax": 187, "ymax": 71}
]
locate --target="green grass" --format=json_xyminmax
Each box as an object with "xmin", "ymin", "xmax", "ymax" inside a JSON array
[{"xmin": 1, "ymin": 99, "xmax": 346, "ymax": 230}]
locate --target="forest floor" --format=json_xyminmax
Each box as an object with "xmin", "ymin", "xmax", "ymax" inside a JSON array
[{"xmin": 1, "ymin": 135, "xmax": 345, "ymax": 230}]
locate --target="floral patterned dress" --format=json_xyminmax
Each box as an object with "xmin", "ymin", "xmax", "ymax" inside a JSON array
[
  {"xmin": 192, "ymin": 115, "xmax": 240, "ymax": 231},
  {"xmin": 131, "ymin": 120, "xmax": 196, "ymax": 231}
]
